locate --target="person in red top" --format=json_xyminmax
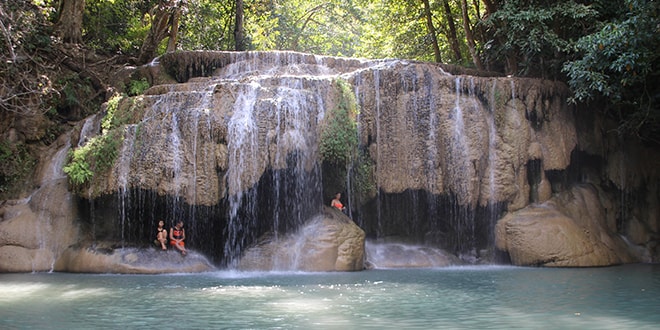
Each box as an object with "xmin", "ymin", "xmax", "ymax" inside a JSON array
[
  {"xmin": 331, "ymin": 192, "xmax": 346, "ymax": 212},
  {"xmin": 169, "ymin": 221, "xmax": 187, "ymax": 256}
]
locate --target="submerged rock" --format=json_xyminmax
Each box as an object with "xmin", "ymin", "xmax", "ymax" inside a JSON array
[
  {"xmin": 365, "ymin": 241, "xmax": 461, "ymax": 268},
  {"xmin": 237, "ymin": 206, "xmax": 365, "ymax": 271}
]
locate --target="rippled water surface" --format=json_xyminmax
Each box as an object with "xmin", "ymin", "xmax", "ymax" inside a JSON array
[{"xmin": 1, "ymin": 264, "xmax": 659, "ymax": 329}]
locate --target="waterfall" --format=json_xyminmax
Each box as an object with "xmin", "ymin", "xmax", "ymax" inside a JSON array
[
  {"xmin": 221, "ymin": 56, "xmax": 332, "ymax": 264},
  {"xmin": 77, "ymin": 115, "xmax": 99, "ymax": 147},
  {"xmin": 37, "ymin": 138, "xmax": 72, "ymax": 271},
  {"xmin": 373, "ymin": 68, "xmax": 383, "ymax": 238},
  {"xmin": 116, "ymin": 126, "xmax": 136, "ymax": 247},
  {"xmin": 73, "ymin": 51, "xmax": 579, "ymax": 267},
  {"xmin": 225, "ymin": 82, "xmax": 261, "ymax": 261},
  {"xmin": 448, "ymin": 77, "xmax": 475, "ymax": 257}
]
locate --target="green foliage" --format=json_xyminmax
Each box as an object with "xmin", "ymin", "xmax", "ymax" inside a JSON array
[
  {"xmin": 179, "ymin": 0, "xmax": 237, "ymax": 50},
  {"xmin": 63, "ymin": 131, "xmax": 122, "ymax": 187},
  {"xmin": 563, "ymin": 0, "xmax": 659, "ymax": 141},
  {"xmin": 0, "ymin": 141, "xmax": 36, "ymax": 195},
  {"xmin": 63, "ymin": 146, "xmax": 93, "ymax": 186},
  {"xmin": 65, "ymin": 93, "xmax": 129, "ymax": 187},
  {"xmin": 353, "ymin": 150, "xmax": 376, "ymax": 199},
  {"xmin": 83, "ymin": 0, "xmax": 151, "ymax": 55},
  {"xmin": 482, "ymin": 0, "xmax": 598, "ymax": 77},
  {"xmin": 127, "ymin": 78, "xmax": 150, "ymax": 96},
  {"xmin": 320, "ymin": 79, "xmax": 359, "ymax": 165},
  {"xmin": 101, "ymin": 94, "xmax": 135, "ymax": 133},
  {"xmin": 53, "ymin": 73, "xmax": 99, "ymax": 120}
]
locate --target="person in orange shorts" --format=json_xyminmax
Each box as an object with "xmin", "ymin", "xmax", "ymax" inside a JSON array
[{"xmin": 169, "ymin": 221, "xmax": 187, "ymax": 256}]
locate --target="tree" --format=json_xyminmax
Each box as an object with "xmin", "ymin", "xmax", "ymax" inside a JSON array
[
  {"xmin": 178, "ymin": 0, "xmax": 236, "ymax": 51},
  {"xmin": 563, "ymin": 0, "xmax": 659, "ymax": 143},
  {"xmin": 481, "ymin": 0, "xmax": 597, "ymax": 77},
  {"xmin": 55, "ymin": 0, "xmax": 85, "ymax": 43},
  {"xmin": 460, "ymin": 0, "xmax": 482, "ymax": 69},
  {"xmin": 422, "ymin": 0, "xmax": 442, "ymax": 63},
  {"xmin": 0, "ymin": 0, "xmax": 57, "ymax": 117},
  {"xmin": 441, "ymin": 0, "xmax": 462, "ymax": 63},
  {"xmin": 137, "ymin": 0, "xmax": 184, "ymax": 64},
  {"xmin": 234, "ymin": 0, "xmax": 245, "ymax": 51}
]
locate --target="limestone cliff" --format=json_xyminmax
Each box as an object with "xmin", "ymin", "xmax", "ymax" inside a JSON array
[{"xmin": 1, "ymin": 51, "xmax": 658, "ymax": 272}]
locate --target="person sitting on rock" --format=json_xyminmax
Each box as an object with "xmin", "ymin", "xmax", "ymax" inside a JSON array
[
  {"xmin": 155, "ymin": 220, "xmax": 168, "ymax": 250},
  {"xmin": 331, "ymin": 192, "xmax": 346, "ymax": 212},
  {"xmin": 169, "ymin": 221, "xmax": 187, "ymax": 256}
]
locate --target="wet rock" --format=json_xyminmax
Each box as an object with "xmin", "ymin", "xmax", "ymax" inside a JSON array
[
  {"xmin": 495, "ymin": 184, "xmax": 636, "ymax": 267},
  {"xmin": 0, "ymin": 178, "xmax": 79, "ymax": 273},
  {"xmin": 365, "ymin": 241, "xmax": 461, "ymax": 268},
  {"xmin": 238, "ymin": 206, "xmax": 365, "ymax": 271},
  {"xmin": 54, "ymin": 243, "xmax": 215, "ymax": 274}
]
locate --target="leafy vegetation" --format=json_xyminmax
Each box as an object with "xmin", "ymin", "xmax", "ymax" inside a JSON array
[
  {"xmin": 63, "ymin": 130, "xmax": 122, "ymax": 187},
  {"xmin": 63, "ymin": 94, "xmax": 131, "ymax": 187},
  {"xmin": 101, "ymin": 94, "xmax": 123, "ymax": 133},
  {"xmin": 127, "ymin": 78, "xmax": 150, "ymax": 96},
  {"xmin": 101, "ymin": 94, "xmax": 143, "ymax": 132},
  {"xmin": 320, "ymin": 79, "xmax": 376, "ymax": 203},
  {"xmin": 482, "ymin": 0, "xmax": 599, "ymax": 78},
  {"xmin": 320, "ymin": 79, "xmax": 359, "ymax": 165},
  {"xmin": 0, "ymin": 141, "xmax": 35, "ymax": 195},
  {"xmin": 563, "ymin": 0, "xmax": 659, "ymax": 142}
]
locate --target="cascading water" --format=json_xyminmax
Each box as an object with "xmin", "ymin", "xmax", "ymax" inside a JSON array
[
  {"xmin": 78, "ymin": 51, "xmax": 552, "ymax": 268},
  {"xmin": 224, "ymin": 82, "xmax": 261, "ymax": 262},
  {"xmin": 37, "ymin": 137, "xmax": 73, "ymax": 271},
  {"xmin": 116, "ymin": 126, "xmax": 136, "ymax": 247},
  {"xmin": 219, "ymin": 55, "xmax": 338, "ymax": 264},
  {"xmin": 447, "ymin": 77, "xmax": 477, "ymax": 258}
]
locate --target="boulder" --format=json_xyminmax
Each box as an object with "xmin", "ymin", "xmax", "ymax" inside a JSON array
[
  {"xmin": 496, "ymin": 184, "xmax": 636, "ymax": 266},
  {"xmin": 238, "ymin": 206, "xmax": 365, "ymax": 271},
  {"xmin": 0, "ymin": 179, "xmax": 79, "ymax": 272},
  {"xmin": 54, "ymin": 243, "xmax": 215, "ymax": 274}
]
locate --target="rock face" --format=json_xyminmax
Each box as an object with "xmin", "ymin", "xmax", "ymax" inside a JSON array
[
  {"xmin": 79, "ymin": 51, "xmax": 582, "ymax": 259},
  {"xmin": 237, "ymin": 206, "xmax": 365, "ymax": 271},
  {"xmin": 496, "ymin": 184, "xmax": 635, "ymax": 266},
  {"xmin": 91, "ymin": 52, "xmax": 577, "ymax": 211},
  {"xmin": 1, "ymin": 51, "xmax": 659, "ymax": 272},
  {"xmin": 0, "ymin": 134, "xmax": 79, "ymax": 272}
]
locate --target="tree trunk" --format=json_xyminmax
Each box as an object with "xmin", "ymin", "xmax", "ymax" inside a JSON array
[
  {"xmin": 442, "ymin": 0, "xmax": 462, "ymax": 62},
  {"xmin": 138, "ymin": 0, "xmax": 180, "ymax": 65},
  {"xmin": 55, "ymin": 0, "xmax": 85, "ymax": 44},
  {"xmin": 422, "ymin": 0, "xmax": 442, "ymax": 63},
  {"xmin": 234, "ymin": 0, "xmax": 245, "ymax": 51},
  {"xmin": 166, "ymin": 1, "xmax": 184, "ymax": 52},
  {"xmin": 460, "ymin": 0, "xmax": 483, "ymax": 70}
]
